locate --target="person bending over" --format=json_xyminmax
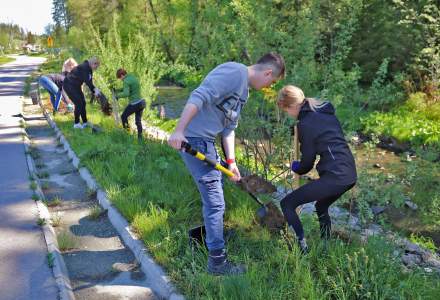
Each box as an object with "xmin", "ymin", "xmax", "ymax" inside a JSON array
[
  {"xmin": 63, "ymin": 57, "xmax": 101, "ymax": 129},
  {"xmin": 277, "ymin": 85, "xmax": 357, "ymax": 254},
  {"xmin": 168, "ymin": 52, "xmax": 285, "ymax": 275},
  {"xmin": 39, "ymin": 57, "xmax": 77, "ymax": 113},
  {"xmin": 114, "ymin": 68, "xmax": 145, "ymax": 140}
]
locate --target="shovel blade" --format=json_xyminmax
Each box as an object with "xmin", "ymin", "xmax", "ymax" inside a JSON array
[{"xmin": 188, "ymin": 225, "xmax": 206, "ymax": 249}]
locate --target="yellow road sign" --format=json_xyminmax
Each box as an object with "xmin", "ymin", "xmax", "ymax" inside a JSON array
[{"xmin": 47, "ymin": 36, "xmax": 54, "ymax": 47}]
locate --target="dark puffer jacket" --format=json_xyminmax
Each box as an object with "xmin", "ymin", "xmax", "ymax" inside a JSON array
[
  {"xmin": 295, "ymin": 100, "xmax": 357, "ymax": 185},
  {"xmin": 63, "ymin": 60, "xmax": 96, "ymax": 93}
]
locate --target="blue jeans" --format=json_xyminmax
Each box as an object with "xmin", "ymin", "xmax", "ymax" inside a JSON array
[
  {"xmin": 181, "ymin": 137, "xmax": 225, "ymax": 251},
  {"xmin": 39, "ymin": 76, "xmax": 62, "ymax": 111}
]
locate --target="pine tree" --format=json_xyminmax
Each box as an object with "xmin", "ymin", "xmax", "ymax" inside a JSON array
[{"xmin": 52, "ymin": 0, "xmax": 71, "ymax": 32}]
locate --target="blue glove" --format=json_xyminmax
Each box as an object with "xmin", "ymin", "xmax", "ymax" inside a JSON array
[{"xmin": 291, "ymin": 160, "xmax": 301, "ymax": 172}]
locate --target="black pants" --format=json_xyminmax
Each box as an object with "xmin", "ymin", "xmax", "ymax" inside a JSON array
[
  {"xmin": 121, "ymin": 101, "xmax": 145, "ymax": 137},
  {"xmin": 280, "ymin": 178, "xmax": 355, "ymax": 240},
  {"xmin": 63, "ymin": 84, "xmax": 87, "ymax": 124}
]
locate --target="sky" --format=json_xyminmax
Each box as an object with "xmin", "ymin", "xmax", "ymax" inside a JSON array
[{"xmin": 0, "ymin": 0, "xmax": 53, "ymax": 34}]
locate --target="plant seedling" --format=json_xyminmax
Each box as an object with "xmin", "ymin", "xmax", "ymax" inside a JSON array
[
  {"xmin": 37, "ymin": 218, "xmax": 46, "ymax": 226},
  {"xmin": 47, "ymin": 252, "xmax": 55, "ymax": 268},
  {"xmin": 57, "ymin": 231, "xmax": 76, "ymax": 251},
  {"xmin": 30, "ymin": 181, "xmax": 37, "ymax": 190}
]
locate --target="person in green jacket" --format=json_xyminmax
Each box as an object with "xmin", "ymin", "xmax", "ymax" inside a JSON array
[{"xmin": 115, "ymin": 68, "xmax": 146, "ymax": 140}]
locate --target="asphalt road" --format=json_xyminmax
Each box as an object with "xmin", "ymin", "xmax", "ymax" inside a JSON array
[{"xmin": 0, "ymin": 55, "xmax": 58, "ymax": 300}]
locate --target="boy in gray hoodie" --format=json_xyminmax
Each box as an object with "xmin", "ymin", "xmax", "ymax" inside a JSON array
[{"xmin": 168, "ymin": 53, "xmax": 285, "ymax": 275}]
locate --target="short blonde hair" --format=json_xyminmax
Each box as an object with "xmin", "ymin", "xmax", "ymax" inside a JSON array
[
  {"xmin": 277, "ymin": 85, "xmax": 323, "ymax": 112},
  {"xmin": 62, "ymin": 58, "xmax": 78, "ymax": 72}
]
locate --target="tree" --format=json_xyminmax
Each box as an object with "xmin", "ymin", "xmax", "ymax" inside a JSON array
[{"xmin": 52, "ymin": 0, "xmax": 72, "ymax": 32}]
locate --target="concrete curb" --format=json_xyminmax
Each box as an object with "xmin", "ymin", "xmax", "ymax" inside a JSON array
[
  {"xmin": 21, "ymin": 125, "xmax": 75, "ymax": 300},
  {"xmin": 39, "ymin": 102, "xmax": 184, "ymax": 299}
]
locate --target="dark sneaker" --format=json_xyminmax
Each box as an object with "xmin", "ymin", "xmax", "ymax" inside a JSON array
[
  {"xmin": 207, "ymin": 259, "xmax": 246, "ymax": 276},
  {"xmin": 298, "ymin": 238, "xmax": 309, "ymax": 255},
  {"xmin": 207, "ymin": 249, "xmax": 246, "ymax": 276}
]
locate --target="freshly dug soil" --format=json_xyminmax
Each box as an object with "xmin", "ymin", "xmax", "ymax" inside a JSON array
[{"xmin": 257, "ymin": 202, "xmax": 285, "ymax": 232}]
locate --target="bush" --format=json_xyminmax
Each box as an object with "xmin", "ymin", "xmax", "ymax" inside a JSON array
[{"xmin": 88, "ymin": 14, "xmax": 165, "ymax": 120}]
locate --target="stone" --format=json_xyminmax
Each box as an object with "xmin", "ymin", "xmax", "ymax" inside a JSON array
[
  {"xmin": 401, "ymin": 253, "xmax": 422, "ymax": 266},
  {"xmin": 403, "ymin": 240, "xmax": 423, "ymax": 254},
  {"xmin": 404, "ymin": 200, "xmax": 418, "ymax": 210},
  {"xmin": 371, "ymin": 205, "xmax": 386, "ymax": 215},
  {"xmin": 424, "ymin": 267, "xmax": 433, "ymax": 273},
  {"xmin": 300, "ymin": 202, "xmax": 315, "ymax": 214},
  {"xmin": 329, "ymin": 206, "xmax": 349, "ymax": 219},
  {"xmin": 348, "ymin": 216, "xmax": 361, "ymax": 231},
  {"xmin": 362, "ymin": 224, "xmax": 383, "ymax": 237}
]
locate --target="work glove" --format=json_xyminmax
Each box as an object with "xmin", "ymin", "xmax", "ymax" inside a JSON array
[
  {"xmin": 67, "ymin": 103, "xmax": 74, "ymax": 112},
  {"xmin": 291, "ymin": 160, "xmax": 301, "ymax": 172},
  {"xmin": 94, "ymin": 87, "xmax": 101, "ymax": 97}
]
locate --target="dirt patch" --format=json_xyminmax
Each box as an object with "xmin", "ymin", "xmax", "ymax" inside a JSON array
[
  {"xmin": 239, "ymin": 174, "xmax": 277, "ymax": 194},
  {"xmin": 257, "ymin": 202, "xmax": 285, "ymax": 232}
]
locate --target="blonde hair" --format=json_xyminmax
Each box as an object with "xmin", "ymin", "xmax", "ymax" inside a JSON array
[
  {"xmin": 62, "ymin": 58, "xmax": 78, "ymax": 73},
  {"xmin": 88, "ymin": 56, "xmax": 100, "ymax": 64},
  {"xmin": 277, "ymin": 85, "xmax": 324, "ymax": 112}
]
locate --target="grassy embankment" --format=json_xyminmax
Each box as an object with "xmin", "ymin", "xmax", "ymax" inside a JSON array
[
  {"xmin": 48, "ymin": 101, "xmax": 439, "ymax": 300},
  {"xmin": 35, "ymin": 56, "xmax": 439, "ymax": 298}
]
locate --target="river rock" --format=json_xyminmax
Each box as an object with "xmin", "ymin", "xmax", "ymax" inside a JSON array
[
  {"xmin": 371, "ymin": 205, "xmax": 386, "ymax": 215},
  {"xmin": 401, "ymin": 253, "xmax": 422, "ymax": 266},
  {"xmin": 404, "ymin": 200, "xmax": 418, "ymax": 210},
  {"xmin": 300, "ymin": 202, "xmax": 315, "ymax": 214},
  {"xmin": 403, "ymin": 239, "xmax": 423, "ymax": 254},
  {"xmin": 348, "ymin": 215, "xmax": 361, "ymax": 231},
  {"xmin": 373, "ymin": 163, "xmax": 385, "ymax": 170}
]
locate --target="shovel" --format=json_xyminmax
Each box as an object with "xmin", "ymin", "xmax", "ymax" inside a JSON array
[
  {"xmin": 181, "ymin": 141, "xmax": 269, "ymax": 218},
  {"xmin": 110, "ymin": 89, "xmax": 121, "ymax": 126},
  {"xmin": 293, "ymin": 125, "xmax": 302, "ymax": 214},
  {"xmin": 182, "ymin": 142, "xmax": 278, "ymax": 248}
]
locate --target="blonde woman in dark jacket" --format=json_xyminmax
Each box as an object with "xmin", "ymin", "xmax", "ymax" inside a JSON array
[{"xmin": 277, "ymin": 85, "xmax": 357, "ymax": 254}]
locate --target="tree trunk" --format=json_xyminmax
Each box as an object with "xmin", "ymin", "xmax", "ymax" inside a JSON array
[{"xmin": 147, "ymin": 0, "xmax": 174, "ymax": 62}]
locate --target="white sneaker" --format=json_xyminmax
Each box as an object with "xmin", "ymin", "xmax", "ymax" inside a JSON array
[
  {"xmin": 73, "ymin": 123, "xmax": 82, "ymax": 129},
  {"xmin": 81, "ymin": 122, "xmax": 89, "ymax": 128}
]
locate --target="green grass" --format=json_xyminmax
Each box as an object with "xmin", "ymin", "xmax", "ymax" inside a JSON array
[
  {"xmin": 51, "ymin": 213, "xmax": 62, "ymax": 227},
  {"xmin": 52, "ymin": 103, "xmax": 440, "ymax": 299},
  {"xmin": 0, "ymin": 56, "xmax": 14, "ymax": 65},
  {"xmin": 88, "ymin": 204, "xmax": 104, "ymax": 220},
  {"xmin": 47, "ymin": 252, "xmax": 55, "ymax": 268},
  {"xmin": 57, "ymin": 231, "xmax": 77, "ymax": 251},
  {"xmin": 45, "ymin": 197, "xmax": 62, "ymax": 207},
  {"xmin": 37, "ymin": 218, "xmax": 46, "ymax": 226},
  {"xmin": 360, "ymin": 92, "xmax": 440, "ymax": 152}
]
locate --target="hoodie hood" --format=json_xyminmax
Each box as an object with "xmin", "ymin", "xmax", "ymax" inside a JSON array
[{"xmin": 298, "ymin": 100, "xmax": 334, "ymax": 119}]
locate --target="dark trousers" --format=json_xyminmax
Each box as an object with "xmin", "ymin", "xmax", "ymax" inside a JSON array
[
  {"xmin": 63, "ymin": 84, "xmax": 87, "ymax": 124},
  {"xmin": 280, "ymin": 178, "xmax": 355, "ymax": 240},
  {"xmin": 121, "ymin": 101, "xmax": 145, "ymax": 137}
]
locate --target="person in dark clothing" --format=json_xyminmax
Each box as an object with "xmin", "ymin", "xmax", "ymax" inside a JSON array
[
  {"xmin": 63, "ymin": 57, "xmax": 101, "ymax": 129},
  {"xmin": 39, "ymin": 58, "xmax": 77, "ymax": 112},
  {"xmin": 114, "ymin": 68, "xmax": 145, "ymax": 140},
  {"xmin": 277, "ymin": 85, "xmax": 357, "ymax": 254}
]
